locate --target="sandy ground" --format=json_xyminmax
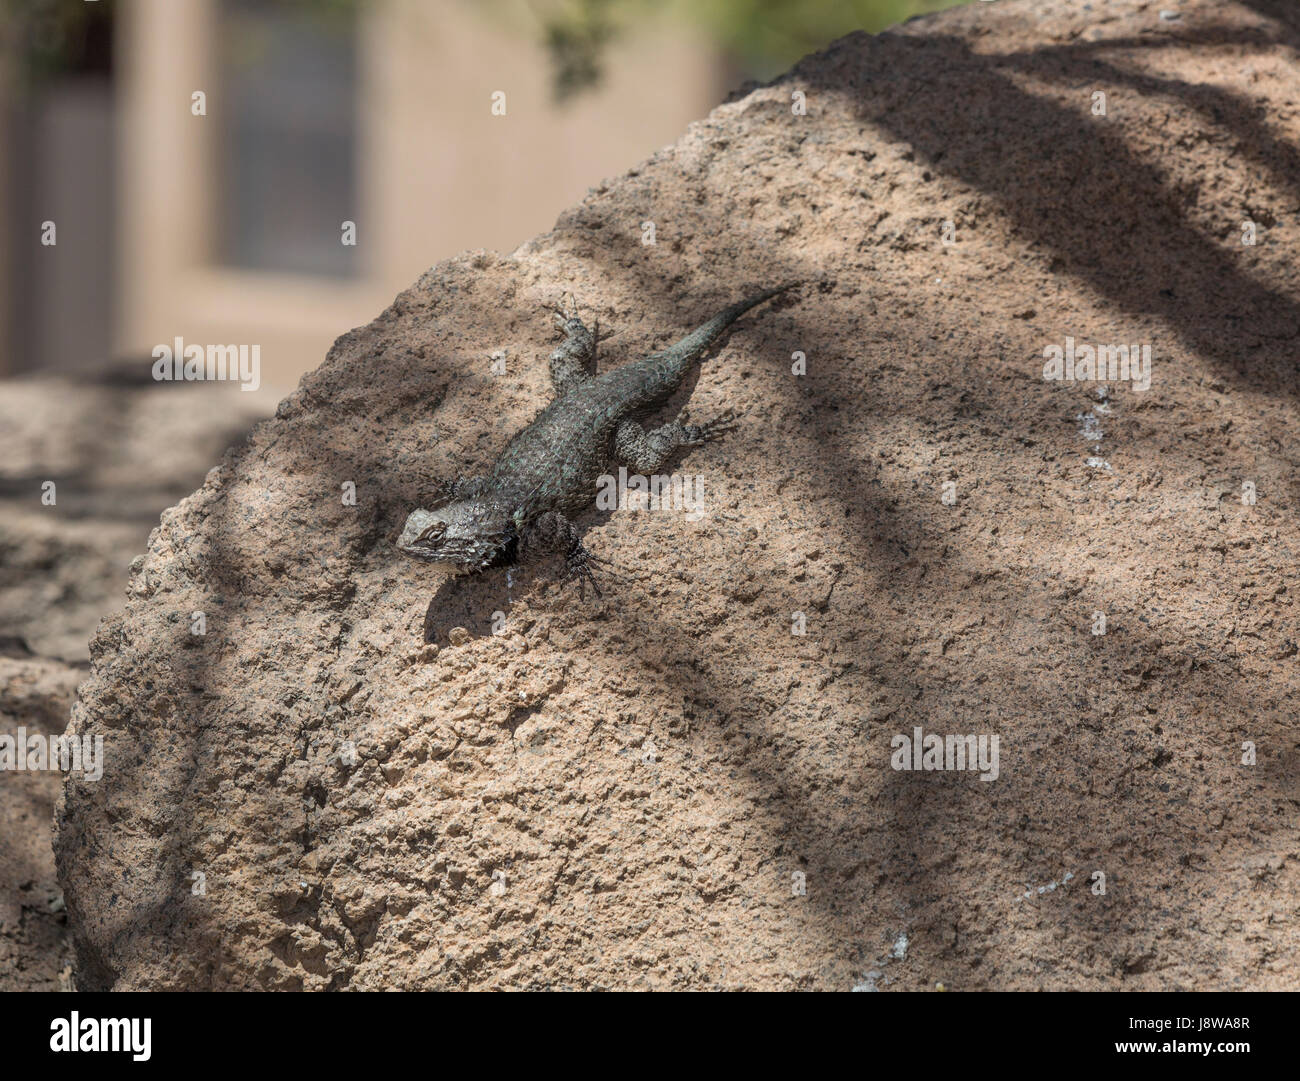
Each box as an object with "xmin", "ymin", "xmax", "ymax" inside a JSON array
[
  {"xmin": 0, "ymin": 371, "xmax": 267, "ymax": 989},
  {"xmin": 0, "ymin": 642, "xmax": 80, "ymax": 990},
  {"xmin": 5, "ymin": 0, "xmax": 1300, "ymax": 990}
]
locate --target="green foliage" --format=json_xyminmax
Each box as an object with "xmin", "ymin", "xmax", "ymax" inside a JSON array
[
  {"xmin": 541, "ymin": 0, "xmax": 618, "ymax": 101},
  {"xmin": 0, "ymin": 0, "xmax": 115, "ymax": 85},
  {"xmin": 1, "ymin": 0, "xmax": 965, "ymax": 98},
  {"xmin": 687, "ymin": 0, "xmax": 966, "ymax": 78},
  {"xmin": 536, "ymin": 0, "xmax": 967, "ymax": 97}
]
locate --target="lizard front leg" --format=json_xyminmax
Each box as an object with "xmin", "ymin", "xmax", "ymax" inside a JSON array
[
  {"xmin": 548, "ymin": 296, "xmax": 598, "ymax": 398},
  {"xmin": 518, "ymin": 510, "xmax": 610, "ymax": 597}
]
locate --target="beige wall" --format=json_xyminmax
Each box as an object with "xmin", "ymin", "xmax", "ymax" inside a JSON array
[
  {"xmin": 0, "ymin": 77, "xmax": 10, "ymax": 378},
  {"xmin": 116, "ymin": 0, "xmax": 722, "ymax": 394}
]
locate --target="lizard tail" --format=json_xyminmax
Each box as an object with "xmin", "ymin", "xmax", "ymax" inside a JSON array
[{"xmin": 658, "ymin": 281, "xmax": 800, "ymax": 379}]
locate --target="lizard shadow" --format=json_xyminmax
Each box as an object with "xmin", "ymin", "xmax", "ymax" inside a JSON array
[{"xmin": 418, "ymin": 531, "xmax": 612, "ymax": 643}]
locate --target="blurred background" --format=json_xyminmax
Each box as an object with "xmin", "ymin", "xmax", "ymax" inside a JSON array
[
  {"xmin": 0, "ymin": 0, "xmax": 967, "ymax": 988},
  {"xmin": 0, "ymin": 0, "xmax": 963, "ymax": 395},
  {"xmin": 0, "ymin": 0, "xmax": 967, "ymax": 663}
]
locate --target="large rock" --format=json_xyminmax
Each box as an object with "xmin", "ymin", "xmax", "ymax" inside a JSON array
[
  {"xmin": 0, "ymin": 641, "xmax": 82, "ymax": 990},
  {"xmin": 56, "ymin": 0, "xmax": 1300, "ymax": 989},
  {"xmin": 0, "ymin": 369, "xmax": 264, "ymax": 988}
]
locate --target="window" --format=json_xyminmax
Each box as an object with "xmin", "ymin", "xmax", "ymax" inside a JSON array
[{"xmin": 217, "ymin": 0, "xmax": 359, "ymax": 277}]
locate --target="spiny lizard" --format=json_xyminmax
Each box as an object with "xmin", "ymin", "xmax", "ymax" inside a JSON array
[{"xmin": 397, "ymin": 283, "xmax": 799, "ymax": 592}]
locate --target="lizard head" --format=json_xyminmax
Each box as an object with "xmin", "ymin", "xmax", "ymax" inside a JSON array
[{"xmin": 396, "ymin": 499, "xmax": 516, "ymax": 571}]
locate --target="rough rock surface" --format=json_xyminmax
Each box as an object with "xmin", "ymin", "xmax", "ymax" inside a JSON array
[
  {"xmin": 0, "ymin": 370, "xmax": 265, "ymax": 988},
  {"xmin": 0, "ymin": 641, "xmax": 82, "ymax": 990},
  {"xmin": 56, "ymin": 0, "xmax": 1300, "ymax": 989}
]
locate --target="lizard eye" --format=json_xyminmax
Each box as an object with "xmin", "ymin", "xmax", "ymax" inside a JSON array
[{"xmin": 416, "ymin": 522, "xmax": 446, "ymax": 545}]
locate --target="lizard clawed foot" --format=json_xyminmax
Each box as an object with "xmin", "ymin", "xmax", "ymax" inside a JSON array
[
  {"xmin": 564, "ymin": 543, "xmax": 603, "ymax": 599},
  {"xmin": 682, "ymin": 407, "xmax": 745, "ymax": 446},
  {"xmin": 563, "ymin": 544, "xmax": 628, "ymax": 600},
  {"xmin": 520, "ymin": 510, "xmax": 622, "ymax": 599},
  {"xmin": 552, "ymin": 292, "xmax": 582, "ymax": 330}
]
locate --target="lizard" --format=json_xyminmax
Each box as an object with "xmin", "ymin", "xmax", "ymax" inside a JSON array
[{"xmin": 396, "ymin": 282, "xmax": 799, "ymax": 593}]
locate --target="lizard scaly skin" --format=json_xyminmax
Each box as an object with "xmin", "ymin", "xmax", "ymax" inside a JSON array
[{"xmin": 397, "ymin": 283, "xmax": 799, "ymax": 591}]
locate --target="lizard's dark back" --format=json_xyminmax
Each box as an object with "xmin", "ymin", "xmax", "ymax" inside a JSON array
[
  {"xmin": 487, "ymin": 360, "xmax": 677, "ymax": 518},
  {"xmin": 488, "ymin": 284, "xmax": 796, "ymax": 519}
]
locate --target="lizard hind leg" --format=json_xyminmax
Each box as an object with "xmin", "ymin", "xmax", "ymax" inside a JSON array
[
  {"xmin": 614, "ymin": 420, "xmax": 686, "ymax": 475},
  {"xmin": 613, "ymin": 409, "xmax": 740, "ymax": 475},
  {"xmin": 548, "ymin": 296, "xmax": 598, "ymax": 398}
]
